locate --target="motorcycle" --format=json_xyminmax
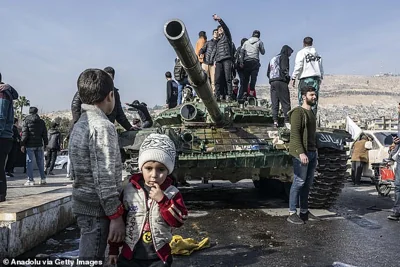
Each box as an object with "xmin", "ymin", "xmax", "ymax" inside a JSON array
[{"xmin": 371, "ymin": 160, "xmax": 395, "ymax": 196}]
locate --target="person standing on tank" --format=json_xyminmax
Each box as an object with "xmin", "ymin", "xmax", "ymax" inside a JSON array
[
  {"xmin": 267, "ymin": 45, "xmax": 294, "ymax": 127},
  {"xmin": 239, "ymin": 30, "xmax": 265, "ymax": 100},
  {"xmin": 199, "ymin": 29, "xmax": 219, "ymax": 94},
  {"xmin": 291, "ymin": 37, "xmax": 323, "ymax": 116},
  {"xmin": 287, "ymin": 86, "xmax": 321, "ymax": 224},
  {"xmin": 212, "ymin": 14, "xmax": 234, "ymax": 102},
  {"xmin": 165, "ymin": 71, "xmax": 178, "ymax": 109}
]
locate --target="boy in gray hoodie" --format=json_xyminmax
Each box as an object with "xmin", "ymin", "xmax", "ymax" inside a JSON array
[
  {"xmin": 69, "ymin": 69, "xmax": 125, "ymax": 262},
  {"xmin": 239, "ymin": 30, "xmax": 265, "ymax": 100}
]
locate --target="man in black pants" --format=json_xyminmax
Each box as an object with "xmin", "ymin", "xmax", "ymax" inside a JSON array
[
  {"xmin": 212, "ymin": 14, "xmax": 234, "ymax": 101},
  {"xmin": 267, "ymin": 45, "xmax": 294, "ymax": 127},
  {"xmin": 239, "ymin": 30, "xmax": 265, "ymax": 100},
  {"xmin": 45, "ymin": 122, "xmax": 61, "ymax": 175},
  {"xmin": 5, "ymin": 118, "xmax": 21, "ymax": 177},
  {"xmin": 0, "ymin": 73, "xmax": 19, "ymax": 202}
]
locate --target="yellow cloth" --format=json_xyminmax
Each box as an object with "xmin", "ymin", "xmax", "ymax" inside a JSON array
[{"xmin": 170, "ymin": 235, "xmax": 210, "ymax": 255}]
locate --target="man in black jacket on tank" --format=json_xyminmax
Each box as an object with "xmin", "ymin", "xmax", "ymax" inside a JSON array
[
  {"xmin": 70, "ymin": 66, "xmax": 133, "ymax": 130},
  {"xmin": 211, "ymin": 14, "xmax": 234, "ymax": 102}
]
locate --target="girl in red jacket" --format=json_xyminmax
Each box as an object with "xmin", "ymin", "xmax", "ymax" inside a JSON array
[{"xmin": 109, "ymin": 133, "xmax": 188, "ymax": 267}]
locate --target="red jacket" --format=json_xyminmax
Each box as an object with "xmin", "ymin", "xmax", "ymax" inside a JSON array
[{"xmin": 109, "ymin": 174, "xmax": 188, "ymax": 262}]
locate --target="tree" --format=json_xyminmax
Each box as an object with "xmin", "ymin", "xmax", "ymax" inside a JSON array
[
  {"xmin": 41, "ymin": 115, "xmax": 52, "ymax": 130},
  {"xmin": 15, "ymin": 96, "xmax": 30, "ymax": 120}
]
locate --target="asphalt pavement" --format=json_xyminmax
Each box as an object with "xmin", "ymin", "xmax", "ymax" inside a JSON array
[{"xmin": 20, "ymin": 178, "xmax": 399, "ymax": 267}]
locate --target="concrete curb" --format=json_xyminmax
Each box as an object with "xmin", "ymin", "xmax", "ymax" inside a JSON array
[{"xmin": 0, "ymin": 187, "xmax": 75, "ymax": 258}]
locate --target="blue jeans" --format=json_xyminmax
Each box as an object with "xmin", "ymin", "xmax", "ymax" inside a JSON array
[
  {"xmin": 289, "ymin": 151, "xmax": 317, "ymax": 213},
  {"xmin": 177, "ymin": 78, "xmax": 189, "ymax": 105},
  {"xmin": 393, "ymin": 158, "xmax": 400, "ymax": 213},
  {"xmin": 76, "ymin": 215, "xmax": 110, "ymax": 262},
  {"xmin": 26, "ymin": 147, "xmax": 46, "ymax": 181}
]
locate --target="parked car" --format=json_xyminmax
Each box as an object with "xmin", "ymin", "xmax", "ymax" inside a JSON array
[
  {"xmin": 350, "ymin": 130, "xmax": 396, "ymax": 178},
  {"xmin": 54, "ymin": 149, "xmax": 69, "ymax": 170}
]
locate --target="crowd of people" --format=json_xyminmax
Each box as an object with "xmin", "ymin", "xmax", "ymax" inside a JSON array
[{"xmin": 164, "ymin": 14, "xmax": 324, "ymax": 128}]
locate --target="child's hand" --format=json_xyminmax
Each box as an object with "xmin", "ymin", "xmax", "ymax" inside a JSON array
[
  {"xmin": 108, "ymin": 255, "xmax": 118, "ymax": 265},
  {"xmin": 149, "ymin": 183, "xmax": 164, "ymax": 202}
]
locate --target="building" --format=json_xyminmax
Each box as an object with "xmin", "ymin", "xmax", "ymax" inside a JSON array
[{"xmin": 368, "ymin": 117, "xmax": 398, "ymax": 130}]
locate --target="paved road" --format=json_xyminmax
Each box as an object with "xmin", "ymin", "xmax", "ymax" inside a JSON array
[{"xmin": 21, "ymin": 179, "xmax": 399, "ymax": 267}]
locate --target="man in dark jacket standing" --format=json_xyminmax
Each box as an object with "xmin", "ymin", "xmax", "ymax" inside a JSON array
[
  {"xmin": 21, "ymin": 107, "xmax": 48, "ymax": 186},
  {"xmin": 212, "ymin": 14, "xmax": 234, "ymax": 101},
  {"xmin": 0, "ymin": 73, "xmax": 19, "ymax": 202},
  {"xmin": 287, "ymin": 86, "xmax": 321, "ymax": 224},
  {"xmin": 5, "ymin": 118, "xmax": 21, "ymax": 177},
  {"xmin": 267, "ymin": 45, "xmax": 294, "ymax": 126},
  {"xmin": 239, "ymin": 30, "xmax": 265, "ymax": 100},
  {"xmin": 45, "ymin": 122, "xmax": 61, "ymax": 176},
  {"xmin": 71, "ymin": 66, "xmax": 133, "ymax": 130},
  {"xmin": 165, "ymin": 71, "xmax": 178, "ymax": 109},
  {"xmin": 199, "ymin": 29, "xmax": 218, "ymax": 93}
]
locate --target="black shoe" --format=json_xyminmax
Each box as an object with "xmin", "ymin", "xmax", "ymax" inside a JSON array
[
  {"xmin": 6, "ymin": 172, "xmax": 14, "ymax": 177},
  {"xmin": 387, "ymin": 212, "xmax": 400, "ymax": 221},
  {"xmin": 0, "ymin": 195, "xmax": 5, "ymax": 202},
  {"xmin": 287, "ymin": 213, "xmax": 304, "ymax": 224},
  {"xmin": 300, "ymin": 211, "xmax": 322, "ymax": 221},
  {"xmin": 49, "ymin": 172, "xmax": 55, "ymax": 175}
]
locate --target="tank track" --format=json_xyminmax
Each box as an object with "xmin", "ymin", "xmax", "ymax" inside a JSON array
[{"xmin": 309, "ymin": 147, "xmax": 349, "ymax": 209}]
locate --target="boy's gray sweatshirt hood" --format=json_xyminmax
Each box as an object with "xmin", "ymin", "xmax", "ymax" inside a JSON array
[{"xmin": 242, "ymin": 37, "xmax": 265, "ymax": 62}]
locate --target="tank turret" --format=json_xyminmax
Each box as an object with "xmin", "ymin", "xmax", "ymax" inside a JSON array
[
  {"xmin": 164, "ymin": 19, "xmax": 224, "ymax": 125},
  {"xmin": 119, "ymin": 19, "xmax": 352, "ymax": 210}
]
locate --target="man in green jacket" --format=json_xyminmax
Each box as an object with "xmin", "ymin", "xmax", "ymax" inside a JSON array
[{"xmin": 287, "ymin": 85, "xmax": 321, "ymax": 224}]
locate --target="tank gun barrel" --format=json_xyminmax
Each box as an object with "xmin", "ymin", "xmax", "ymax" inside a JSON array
[{"xmin": 164, "ymin": 19, "xmax": 224, "ymax": 125}]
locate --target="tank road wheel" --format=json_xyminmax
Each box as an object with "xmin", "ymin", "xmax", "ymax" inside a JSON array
[{"xmin": 309, "ymin": 147, "xmax": 349, "ymax": 209}]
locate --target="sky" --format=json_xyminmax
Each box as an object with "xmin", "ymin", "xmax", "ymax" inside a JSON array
[{"xmin": 1, "ymin": 0, "xmax": 399, "ymax": 112}]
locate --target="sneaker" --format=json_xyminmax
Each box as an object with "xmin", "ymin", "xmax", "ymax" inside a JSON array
[
  {"xmin": 24, "ymin": 180, "xmax": 35, "ymax": 186},
  {"xmin": 285, "ymin": 123, "xmax": 291, "ymax": 130},
  {"xmin": 39, "ymin": 179, "xmax": 47, "ymax": 185},
  {"xmin": 274, "ymin": 121, "xmax": 279, "ymax": 128},
  {"xmin": 387, "ymin": 212, "xmax": 400, "ymax": 221},
  {"xmin": 66, "ymin": 174, "xmax": 70, "ymax": 178},
  {"xmin": 287, "ymin": 213, "xmax": 305, "ymax": 224},
  {"xmin": 300, "ymin": 211, "xmax": 322, "ymax": 221},
  {"xmin": 6, "ymin": 172, "xmax": 14, "ymax": 178}
]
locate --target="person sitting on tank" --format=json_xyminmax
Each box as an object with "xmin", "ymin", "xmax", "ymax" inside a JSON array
[
  {"xmin": 70, "ymin": 66, "xmax": 134, "ymax": 131},
  {"xmin": 126, "ymin": 101, "xmax": 153, "ymax": 128}
]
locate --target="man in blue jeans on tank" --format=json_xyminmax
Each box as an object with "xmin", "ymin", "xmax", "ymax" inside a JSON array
[
  {"xmin": 287, "ymin": 86, "xmax": 321, "ymax": 224},
  {"xmin": 21, "ymin": 107, "xmax": 48, "ymax": 186}
]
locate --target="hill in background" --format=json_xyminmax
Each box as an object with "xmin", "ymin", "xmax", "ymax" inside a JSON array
[{"xmin": 43, "ymin": 75, "xmax": 400, "ymax": 126}]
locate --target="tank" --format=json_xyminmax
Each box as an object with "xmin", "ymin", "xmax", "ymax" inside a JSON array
[{"xmin": 119, "ymin": 19, "xmax": 352, "ymax": 208}]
